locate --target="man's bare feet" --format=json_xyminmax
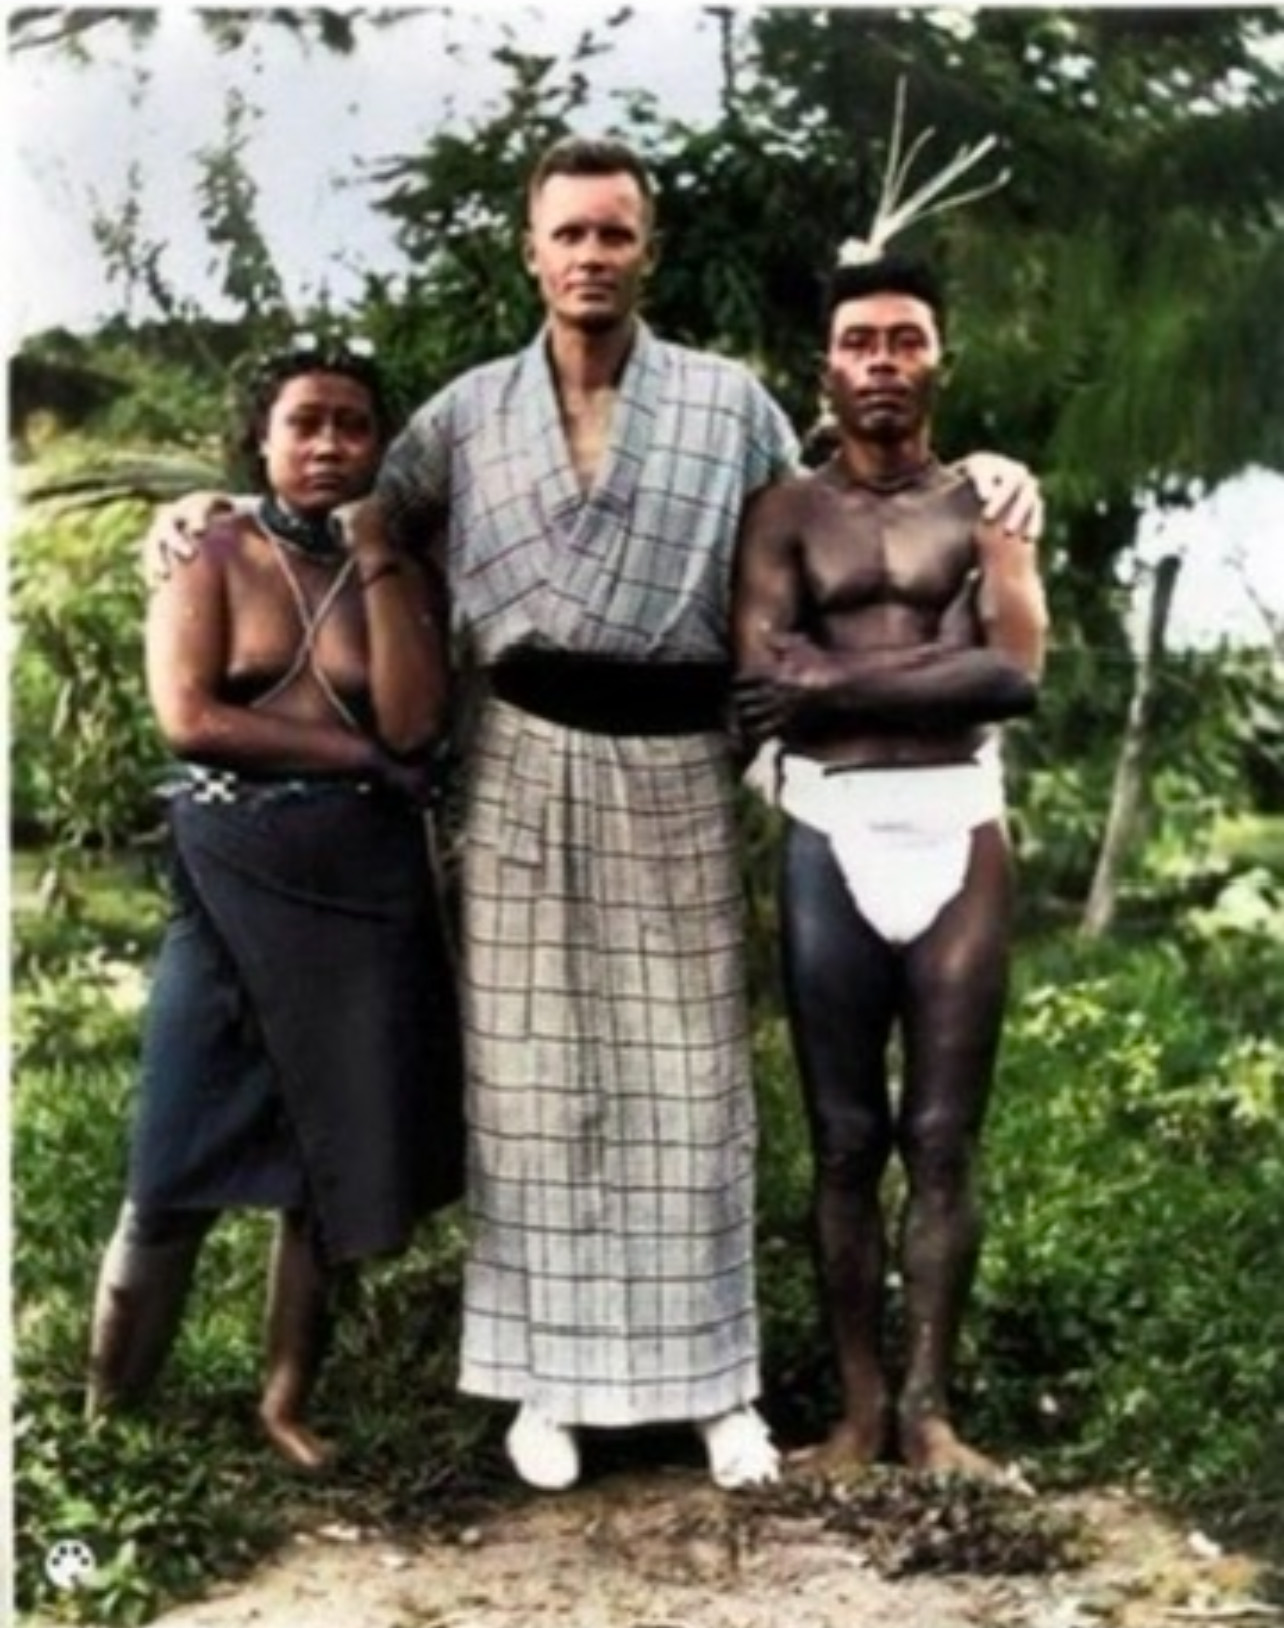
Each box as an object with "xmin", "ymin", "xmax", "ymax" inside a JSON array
[
  {"xmin": 260, "ymin": 1408, "xmax": 334, "ymax": 1472},
  {"xmin": 789, "ymin": 1411, "xmax": 889, "ymax": 1474},
  {"xmin": 899, "ymin": 1413, "xmax": 1012, "ymax": 1483}
]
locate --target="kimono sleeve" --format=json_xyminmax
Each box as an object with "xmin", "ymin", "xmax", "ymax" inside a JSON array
[{"xmin": 742, "ymin": 375, "xmax": 801, "ymax": 493}]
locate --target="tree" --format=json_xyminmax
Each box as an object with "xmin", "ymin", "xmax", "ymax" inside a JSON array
[
  {"xmin": 8, "ymin": 7, "xmax": 376, "ymax": 58},
  {"xmin": 717, "ymin": 7, "xmax": 1284, "ymax": 919},
  {"xmin": 359, "ymin": 27, "xmax": 619, "ymax": 402},
  {"xmin": 741, "ymin": 7, "xmax": 1284, "ymax": 590},
  {"xmin": 1081, "ymin": 554, "xmax": 1183, "ymax": 935},
  {"xmin": 359, "ymin": 6, "xmax": 1284, "ymax": 632}
]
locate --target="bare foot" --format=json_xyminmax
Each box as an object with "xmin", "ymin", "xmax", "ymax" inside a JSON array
[
  {"xmin": 260, "ymin": 1408, "xmax": 334, "ymax": 1472},
  {"xmin": 789, "ymin": 1415, "xmax": 888, "ymax": 1475},
  {"xmin": 899, "ymin": 1414, "xmax": 1015, "ymax": 1484}
]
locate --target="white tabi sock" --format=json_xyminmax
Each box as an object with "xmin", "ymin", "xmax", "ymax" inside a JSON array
[
  {"xmin": 697, "ymin": 1405, "xmax": 781, "ymax": 1490},
  {"xmin": 505, "ymin": 1403, "xmax": 581, "ymax": 1491}
]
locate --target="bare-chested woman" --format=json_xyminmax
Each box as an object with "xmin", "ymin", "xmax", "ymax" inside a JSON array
[
  {"xmin": 85, "ymin": 343, "xmax": 463, "ymax": 1468},
  {"xmin": 732, "ymin": 255, "xmax": 1047, "ymax": 1479}
]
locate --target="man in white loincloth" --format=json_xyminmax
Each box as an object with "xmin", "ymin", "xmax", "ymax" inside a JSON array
[{"xmin": 732, "ymin": 249, "xmax": 1048, "ymax": 1480}]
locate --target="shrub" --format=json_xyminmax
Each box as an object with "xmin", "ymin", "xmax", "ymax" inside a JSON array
[
  {"xmin": 10, "ymin": 440, "xmax": 228, "ymax": 858},
  {"xmin": 971, "ymin": 928, "xmax": 1284, "ymax": 1522}
]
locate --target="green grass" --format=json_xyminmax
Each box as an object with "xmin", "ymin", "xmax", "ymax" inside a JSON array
[{"xmin": 12, "ymin": 849, "xmax": 1284, "ymax": 1619}]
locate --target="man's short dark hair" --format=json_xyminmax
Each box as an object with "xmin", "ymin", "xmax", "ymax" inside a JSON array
[
  {"xmin": 527, "ymin": 134, "xmax": 656, "ymax": 224},
  {"xmin": 823, "ymin": 253, "xmax": 948, "ymax": 338}
]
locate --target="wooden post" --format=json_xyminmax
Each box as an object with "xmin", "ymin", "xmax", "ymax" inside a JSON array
[{"xmin": 1081, "ymin": 553, "xmax": 1183, "ymax": 937}]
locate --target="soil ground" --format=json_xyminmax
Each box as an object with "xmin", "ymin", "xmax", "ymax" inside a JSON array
[{"xmin": 137, "ymin": 1461, "xmax": 1280, "ymax": 1628}]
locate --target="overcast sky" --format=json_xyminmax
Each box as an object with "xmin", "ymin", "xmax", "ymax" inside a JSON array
[
  {"xmin": 7, "ymin": 2, "xmax": 1283, "ymax": 646},
  {"xmin": 8, "ymin": 4, "xmax": 723, "ymax": 339}
]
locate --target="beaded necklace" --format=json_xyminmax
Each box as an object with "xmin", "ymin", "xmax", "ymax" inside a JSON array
[{"xmin": 257, "ymin": 492, "xmax": 347, "ymax": 562}]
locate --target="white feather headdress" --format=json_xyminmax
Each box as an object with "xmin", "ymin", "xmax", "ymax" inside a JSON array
[{"xmin": 837, "ymin": 79, "xmax": 1010, "ymax": 267}]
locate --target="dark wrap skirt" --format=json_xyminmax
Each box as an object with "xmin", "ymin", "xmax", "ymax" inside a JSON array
[{"xmin": 128, "ymin": 780, "xmax": 464, "ymax": 1265}]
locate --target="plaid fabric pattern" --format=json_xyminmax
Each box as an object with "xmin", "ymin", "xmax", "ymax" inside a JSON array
[
  {"xmin": 377, "ymin": 323, "xmax": 799, "ymax": 1424},
  {"xmin": 377, "ymin": 323, "xmax": 799, "ymax": 663},
  {"xmin": 459, "ymin": 701, "xmax": 759, "ymax": 1424}
]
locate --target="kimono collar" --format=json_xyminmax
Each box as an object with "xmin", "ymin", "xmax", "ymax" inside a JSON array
[
  {"xmin": 518, "ymin": 320, "xmax": 664, "ymax": 526},
  {"xmin": 529, "ymin": 317, "xmax": 659, "ymax": 398}
]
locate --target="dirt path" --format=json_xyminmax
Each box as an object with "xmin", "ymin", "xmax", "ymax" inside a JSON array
[{"xmin": 139, "ymin": 1468, "xmax": 1276, "ymax": 1628}]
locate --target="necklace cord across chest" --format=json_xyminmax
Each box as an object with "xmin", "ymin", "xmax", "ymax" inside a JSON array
[{"xmin": 254, "ymin": 498, "xmax": 360, "ymax": 729}]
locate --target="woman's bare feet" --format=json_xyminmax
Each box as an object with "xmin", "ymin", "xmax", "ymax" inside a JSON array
[{"xmin": 260, "ymin": 1405, "xmax": 334, "ymax": 1472}]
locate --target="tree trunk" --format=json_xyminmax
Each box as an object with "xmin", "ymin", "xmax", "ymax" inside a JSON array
[{"xmin": 1081, "ymin": 553, "xmax": 1183, "ymax": 937}]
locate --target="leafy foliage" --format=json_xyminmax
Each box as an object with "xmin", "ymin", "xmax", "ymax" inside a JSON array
[
  {"xmin": 87, "ymin": 77, "xmax": 294, "ymax": 345},
  {"xmin": 8, "ymin": 7, "xmax": 377, "ymax": 59},
  {"xmin": 1013, "ymin": 641, "xmax": 1284, "ymax": 907},
  {"xmin": 747, "ymin": 6, "xmax": 1284, "ymax": 477},
  {"xmin": 342, "ymin": 7, "xmax": 1284, "ymax": 656},
  {"xmin": 10, "ymin": 485, "xmax": 171, "ymax": 857},
  {"xmin": 974, "ymin": 930, "xmax": 1284, "ymax": 1524},
  {"xmin": 16, "ymin": 6, "xmax": 1284, "ymax": 653},
  {"xmin": 360, "ymin": 39, "xmax": 600, "ymax": 403}
]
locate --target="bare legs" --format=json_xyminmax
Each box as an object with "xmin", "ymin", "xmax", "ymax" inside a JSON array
[
  {"xmin": 259, "ymin": 1209, "xmax": 336, "ymax": 1470},
  {"xmin": 896, "ymin": 829, "xmax": 1011, "ymax": 1474},
  {"xmin": 86, "ymin": 1202, "xmax": 211, "ymax": 1416},
  {"xmin": 86, "ymin": 1202, "xmax": 336, "ymax": 1470},
  {"xmin": 782, "ymin": 823, "xmax": 895, "ymax": 1468},
  {"xmin": 780, "ymin": 820, "xmax": 1012, "ymax": 1476}
]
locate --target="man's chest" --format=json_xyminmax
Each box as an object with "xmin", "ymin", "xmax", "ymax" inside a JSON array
[
  {"xmin": 800, "ymin": 485, "xmax": 979, "ymax": 615},
  {"xmin": 559, "ymin": 390, "xmax": 618, "ymax": 491}
]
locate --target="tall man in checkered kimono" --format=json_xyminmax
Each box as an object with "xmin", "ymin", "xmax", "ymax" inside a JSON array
[
  {"xmin": 370, "ymin": 135, "xmax": 1042, "ymax": 1493},
  {"xmin": 372, "ymin": 136, "xmax": 796, "ymax": 1490}
]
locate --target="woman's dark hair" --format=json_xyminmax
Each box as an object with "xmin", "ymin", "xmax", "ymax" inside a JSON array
[{"xmin": 228, "ymin": 341, "xmax": 399, "ymax": 493}]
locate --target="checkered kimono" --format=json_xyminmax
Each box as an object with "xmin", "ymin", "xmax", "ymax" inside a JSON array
[{"xmin": 378, "ymin": 323, "xmax": 798, "ymax": 1425}]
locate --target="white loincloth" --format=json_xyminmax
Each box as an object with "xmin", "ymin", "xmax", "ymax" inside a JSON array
[{"xmin": 778, "ymin": 741, "xmax": 1006, "ymax": 946}]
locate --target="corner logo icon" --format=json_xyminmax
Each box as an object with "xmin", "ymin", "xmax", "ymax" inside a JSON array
[{"xmin": 45, "ymin": 1538, "xmax": 98, "ymax": 1590}]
